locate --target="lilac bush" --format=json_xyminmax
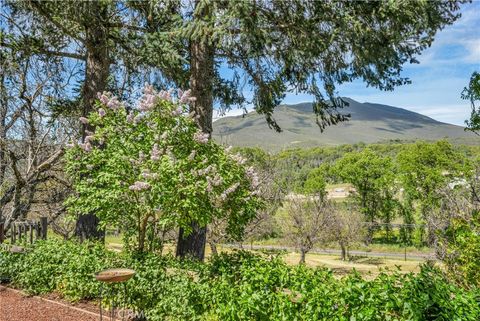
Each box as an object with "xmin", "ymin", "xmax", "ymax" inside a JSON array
[{"xmin": 65, "ymin": 86, "xmax": 262, "ymax": 252}]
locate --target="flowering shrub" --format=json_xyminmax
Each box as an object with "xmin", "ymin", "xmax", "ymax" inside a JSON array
[{"xmin": 65, "ymin": 86, "xmax": 262, "ymax": 252}]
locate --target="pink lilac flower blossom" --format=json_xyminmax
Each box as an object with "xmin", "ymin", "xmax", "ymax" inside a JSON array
[
  {"xmin": 193, "ymin": 131, "xmax": 209, "ymax": 144},
  {"xmin": 79, "ymin": 142, "xmax": 92, "ymax": 152},
  {"xmin": 138, "ymin": 85, "xmax": 158, "ymax": 111},
  {"xmin": 144, "ymin": 84, "xmax": 154, "ymax": 95},
  {"xmin": 230, "ymin": 153, "xmax": 246, "ymax": 165},
  {"xmin": 211, "ymin": 174, "xmax": 223, "ymax": 187},
  {"xmin": 97, "ymin": 91, "xmax": 121, "ymax": 110},
  {"xmin": 98, "ymin": 108, "xmax": 106, "ymax": 117},
  {"xmin": 206, "ymin": 177, "xmax": 213, "ymax": 193},
  {"xmin": 106, "ymin": 96, "xmax": 121, "ymax": 110},
  {"xmin": 151, "ymin": 144, "xmax": 161, "ymax": 161},
  {"xmin": 172, "ymin": 106, "xmax": 183, "ymax": 116},
  {"xmin": 86, "ymin": 164, "xmax": 94, "ymax": 170},
  {"xmin": 142, "ymin": 171, "xmax": 158, "ymax": 180},
  {"xmin": 127, "ymin": 112, "xmax": 135, "ymax": 123},
  {"xmin": 246, "ymin": 167, "xmax": 260, "ymax": 189},
  {"xmin": 85, "ymin": 135, "xmax": 95, "ymax": 143},
  {"xmin": 129, "ymin": 181, "xmax": 151, "ymax": 191},
  {"xmin": 138, "ymin": 151, "xmax": 145, "ymax": 162},
  {"xmin": 97, "ymin": 92, "xmax": 110, "ymax": 105},
  {"xmin": 79, "ymin": 117, "xmax": 89, "ymax": 125},
  {"xmin": 220, "ymin": 183, "xmax": 240, "ymax": 201},
  {"xmin": 179, "ymin": 89, "xmax": 195, "ymax": 104},
  {"xmin": 158, "ymin": 90, "xmax": 171, "ymax": 102},
  {"xmin": 188, "ymin": 150, "xmax": 196, "ymax": 161}
]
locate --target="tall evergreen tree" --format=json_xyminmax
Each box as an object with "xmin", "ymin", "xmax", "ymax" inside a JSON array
[{"xmin": 173, "ymin": 0, "xmax": 465, "ymax": 259}]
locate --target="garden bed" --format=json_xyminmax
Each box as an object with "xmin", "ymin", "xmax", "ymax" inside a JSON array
[{"xmin": 0, "ymin": 286, "xmax": 99, "ymax": 321}]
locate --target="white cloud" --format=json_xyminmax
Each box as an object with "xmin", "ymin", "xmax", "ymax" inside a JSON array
[
  {"xmin": 411, "ymin": 3, "xmax": 480, "ymax": 66},
  {"xmin": 213, "ymin": 108, "xmax": 249, "ymax": 122},
  {"xmin": 407, "ymin": 105, "xmax": 470, "ymax": 126}
]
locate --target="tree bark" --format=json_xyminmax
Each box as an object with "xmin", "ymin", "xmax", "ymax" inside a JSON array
[
  {"xmin": 340, "ymin": 242, "xmax": 347, "ymax": 261},
  {"xmin": 75, "ymin": 3, "xmax": 110, "ymax": 242},
  {"xmin": 175, "ymin": 0, "xmax": 214, "ymax": 261},
  {"xmin": 0, "ymin": 72, "xmax": 7, "ymax": 224},
  {"xmin": 299, "ymin": 247, "xmax": 306, "ymax": 265},
  {"xmin": 176, "ymin": 222, "xmax": 207, "ymax": 260},
  {"xmin": 138, "ymin": 214, "xmax": 150, "ymax": 253}
]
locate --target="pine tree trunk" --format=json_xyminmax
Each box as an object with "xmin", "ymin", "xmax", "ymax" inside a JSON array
[
  {"xmin": 175, "ymin": 0, "xmax": 214, "ymax": 261},
  {"xmin": 75, "ymin": 3, "xmax": 109, "ymax": 242}
]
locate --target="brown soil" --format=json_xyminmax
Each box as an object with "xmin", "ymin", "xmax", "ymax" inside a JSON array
[{"xmin": 0, "ymin": 286, "xmax": 99, "ymax": 321}]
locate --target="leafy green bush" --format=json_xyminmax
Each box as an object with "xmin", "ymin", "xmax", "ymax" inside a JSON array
[
  {"xmin": 1, "ymin": 241, "xmax": 478, "ymax": 320},
  {"xmin": 441, "ymin": 211, "xmax": 480, "ymax": 289},
  {"xmin": 65, "ymin": 88, "xmax": 262, "ymax": 253},
  {"xmin": 0, "ymin": 239, "xmax": 117, "ymax": 300}
]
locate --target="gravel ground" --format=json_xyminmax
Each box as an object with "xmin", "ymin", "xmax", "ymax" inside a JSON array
[{"xmin": 0, "ymin": 286, "xmax": 99, "ymax": 321}]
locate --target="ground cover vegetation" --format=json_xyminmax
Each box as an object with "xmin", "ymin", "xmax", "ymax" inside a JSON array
[{"xmin": 1, "ymin": 239, "xmax": 479, "ymax": 321}]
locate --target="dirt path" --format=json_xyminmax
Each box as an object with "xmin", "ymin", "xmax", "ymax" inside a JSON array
[{"xmin": 0, "ymin": 286, "xmax": 99, "ymax": 321}]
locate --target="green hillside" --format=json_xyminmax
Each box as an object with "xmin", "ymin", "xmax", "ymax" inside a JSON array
[{"xmin": 213, "ymin": 98, "xmax": 477, "ymax": 151}]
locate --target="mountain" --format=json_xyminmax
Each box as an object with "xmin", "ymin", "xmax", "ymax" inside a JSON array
[{"xmin": 212, "ymin": 98, "xmax": 477, "ymax": 151}]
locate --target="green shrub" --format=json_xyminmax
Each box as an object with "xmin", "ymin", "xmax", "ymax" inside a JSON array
[
  {"xmin": 1, "ymin": 242, "xmax": 479, "ymax": 320},
  {"xmin": 0, "ymin": 239, "xmax": 117, "ymax": 300}
]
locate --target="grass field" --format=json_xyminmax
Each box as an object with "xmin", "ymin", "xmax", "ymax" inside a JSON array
[
  {"xmin": 282, "ymin": 252, "xmax": 422, "ymax": 278},
  {"xmin": 103, "ymin": 237, "xmax": 425, "ymax": 278}
]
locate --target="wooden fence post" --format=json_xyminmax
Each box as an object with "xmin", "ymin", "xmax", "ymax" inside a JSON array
[
  {"xmin": 0, "ymin": 222, "xmax": 4, "ymax": 244},
  {"xmin": 11, "ymin": 224, "xmax": 16, "ymax": 244},
  {"xmin": 40, "ymin": 217, "xmax": 48, "ymax": 240},
  {"xmin": 30, "ymin": 224, "xmax": 34, "ymax": 244},
  {"xmin": 35, "ymin": 222, "xmax": 40, "ymax": 240}
]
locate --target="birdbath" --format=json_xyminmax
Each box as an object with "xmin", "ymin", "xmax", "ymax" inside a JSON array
[
  {"xmin": 95, "ymin": 268, "xmax": 135, "ymax": 321},
  {"xmin": 9, "ymin": 245, "xmax": 26, "ymax": 254}
]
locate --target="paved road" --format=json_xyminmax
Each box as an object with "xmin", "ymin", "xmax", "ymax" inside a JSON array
[{"xmin": 223, "ymin": 244, "xmax": 436, "ymax": 261}]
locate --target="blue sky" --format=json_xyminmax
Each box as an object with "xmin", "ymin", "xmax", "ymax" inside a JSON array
[{"xmin": 218, "ymin": 2, "xmax": 480, "ymax": 126}]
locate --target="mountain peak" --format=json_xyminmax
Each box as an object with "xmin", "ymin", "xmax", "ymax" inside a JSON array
[{"xmin": 213, "ymin": 100, "xmax": 476, "ymax": 151}]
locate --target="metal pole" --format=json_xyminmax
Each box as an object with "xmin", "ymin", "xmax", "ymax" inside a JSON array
[{"xmin": 99, "ymin": 283, "xmax": 103, "ymax": 321}]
